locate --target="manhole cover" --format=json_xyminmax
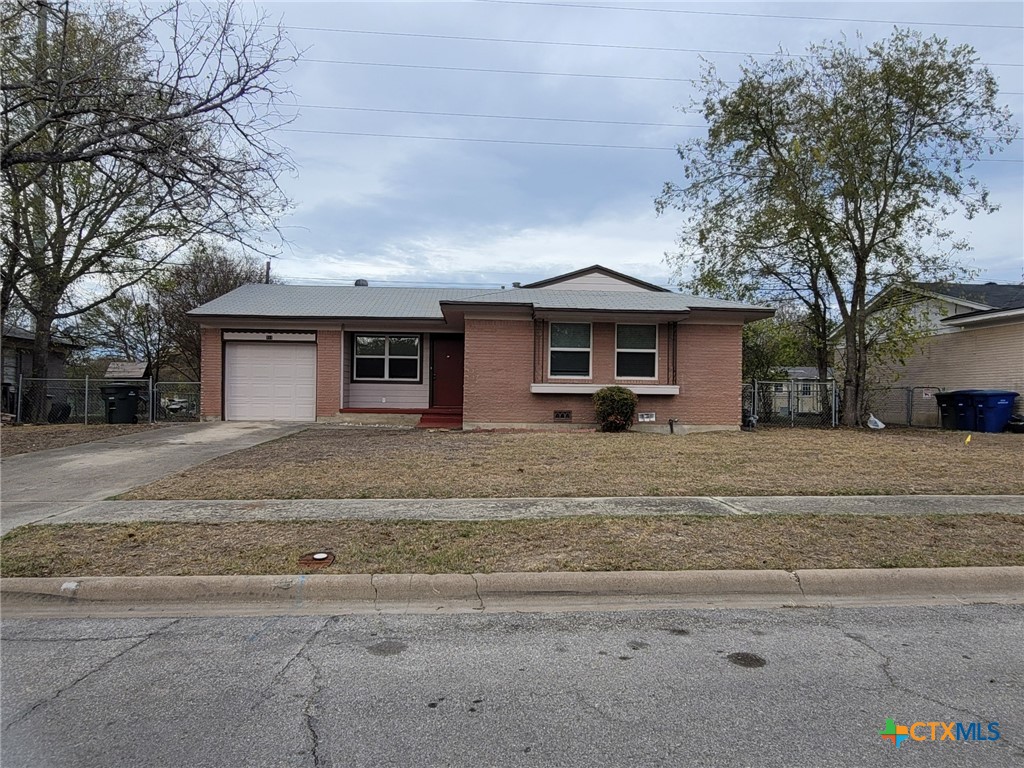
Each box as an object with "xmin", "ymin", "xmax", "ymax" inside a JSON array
[{"xmin": 298, "ymin": 551, "xmax": 335, "ymax": 568}]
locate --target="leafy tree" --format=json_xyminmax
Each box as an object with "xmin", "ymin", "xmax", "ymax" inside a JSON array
[
  {"xmin": 156, "ymin": 240, "xmax": 270, "ymax": 381},
  {"xmin": 1, "ymin": 0, "xmax": 295, "ymax": 418},
  {"xmin": 656, "ymin": 29, "xmax": 1017, "ymax": 425}
]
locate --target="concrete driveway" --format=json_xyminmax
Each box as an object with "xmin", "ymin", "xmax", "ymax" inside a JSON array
[{"xmin": 0, "ymin": 422, "xmax": 308, "ymax": 534}]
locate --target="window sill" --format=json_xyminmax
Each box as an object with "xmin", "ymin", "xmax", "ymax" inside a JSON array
[{"xmin": 530, "ymin": 383, "xmax": 679, "ymax": 395}]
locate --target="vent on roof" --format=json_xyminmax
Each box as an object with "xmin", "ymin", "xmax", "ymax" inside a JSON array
[{"xmin": 354, "ymin": 279, "xmax": 369, "ymax": 287}]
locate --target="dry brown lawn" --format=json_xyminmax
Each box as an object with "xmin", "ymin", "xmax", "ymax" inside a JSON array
[
  {"xmin": 0, "ymin": 423, "xmax": 166, "ymax": 456},
  {"xmin": 2, "ymin": 514, "xmax": 1020, "ymax": 577},
  {"xmin": 119, "ymin": 426, "xmax": 1024, "ymax": 500}
]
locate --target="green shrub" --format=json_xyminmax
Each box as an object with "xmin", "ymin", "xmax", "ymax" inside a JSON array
[{"xmin": 593, "ymin": 386, "xmax": 638, "ymax": 432}]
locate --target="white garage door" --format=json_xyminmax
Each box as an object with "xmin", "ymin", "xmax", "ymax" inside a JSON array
[{"xmin": 224, "ymin": 342, "xmax": 316, "ymax": 421}]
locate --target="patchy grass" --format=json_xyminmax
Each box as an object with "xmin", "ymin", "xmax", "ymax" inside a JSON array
[
  {"xmin": 1, "ymin": 514, "xmax": 1021, "ymax": 577},
  {"xmin": 0, "ymin": 423, "xmax": 166, "ymax": 457},
  {"xmin": 118, "ymin": 426, "xmax": 1024, "ymax": 500}
]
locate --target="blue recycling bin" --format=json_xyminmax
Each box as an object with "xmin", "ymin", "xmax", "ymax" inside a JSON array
[
  {"xmin": 951, "ymin": 390, "xmax": 982, "ymax": 431},
  {"xmin": 972, "ymin": 390, "xmax": 1020, "ymax": 433}
]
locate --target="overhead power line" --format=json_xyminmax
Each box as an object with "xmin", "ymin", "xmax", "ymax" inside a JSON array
[
  {"xmin": 476, "ymin": 0, "xmax": 1024, "ymax": 31},
  {"xmin": 300, "ymin": 60, "xmax": 1024, "ymax": 95},
  {"xmin": 295, "ymin": 104, "xmax": 704, "ymax": 128},
  {"xmin": 285, "ymin": 26, "xmax": 1024, "ymax": 68},
  {"xmin": 282, "ymin": 127, "xmax": 673, "ymax": 151},
  {"xmin": 281, "ymin": 127, "xmax": 1024, "ymax": 160},
  {"xmin": 294, "ymin": 104, "xmax": 1023, "ymax": 140},
  {"xmin": 304, "ymin": 58, "xmax": 703, "ymax": 84}
]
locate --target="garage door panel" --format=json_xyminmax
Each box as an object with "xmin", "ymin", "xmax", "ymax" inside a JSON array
[{"xmin": 224, "ymin": 342, "xmax": 316, "ymax": 421}]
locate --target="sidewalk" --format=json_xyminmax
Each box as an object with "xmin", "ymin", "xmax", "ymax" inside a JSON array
[{"xmin": 3, "ymin": 494, "xmax": 1022, "ymax": 533}]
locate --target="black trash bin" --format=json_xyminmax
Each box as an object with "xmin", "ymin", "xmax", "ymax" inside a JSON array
[
  {"xmin": 100, "ymin": 384, "xmax": 140, "ymax": 424},
  {"xmin": 933, "ymin": 391, "xmax": 958, "ymax": 430},
  {"xmin": 951, "ymin": 390, "xmax": 982, "ymax": 431}
]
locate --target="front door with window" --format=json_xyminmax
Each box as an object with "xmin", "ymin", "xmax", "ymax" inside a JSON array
[{"xmin": 431, "ymin": 335, "xmax": 465, "ymax": 408}]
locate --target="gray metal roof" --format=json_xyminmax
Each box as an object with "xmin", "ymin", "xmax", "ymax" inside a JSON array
[
  {"xmin": 189, "ymin": 284, "xmax": 771, "ymax": 319},
  {"xmin": 189, "ymin": 285, "xmax": 486, "ymax": 319},
  {"xmin": 442, "ymin": 288, "xmax": 767, "ymax": 312}
]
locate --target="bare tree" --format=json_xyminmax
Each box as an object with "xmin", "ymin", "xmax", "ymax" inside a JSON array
[{"xmin": 0, "ymin": 0, "xmax": 297, "ymax": 418}]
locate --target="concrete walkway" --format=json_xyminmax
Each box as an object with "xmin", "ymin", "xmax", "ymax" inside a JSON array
[
  {"xmin": 0, "ymin": 422, "xmax": 308, "ymax": 533},
  {"xmin": 4, "ymin": 494, "xmax": 1022, "ymax": 531}
]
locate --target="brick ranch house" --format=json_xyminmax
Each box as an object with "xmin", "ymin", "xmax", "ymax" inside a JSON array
[{"xmin": 190, "ymin": 265, "xmax": 774, "ymax": 432}]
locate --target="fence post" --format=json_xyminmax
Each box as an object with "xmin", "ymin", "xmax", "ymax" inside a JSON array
[
  {"xmin": 752, "ymin": 381, "xmax": 758, "ymax": 421},
  {"xmin": 905, "ymin": 387, "xmax": 912, "ymax": 426},
  {"xmin": 832, "ymin": 383, "xmax": 838, "ymax": 427},
  {"xmin": 149, "ymin": 377, "xmax": 154, "ymax": 424},
  {"xmin": 16, "ymin": 374, "xmax": 23, "ymax": 423},
  {"xmin": 84, "ymin": 375, "xmax": 89, "ymax": 425}
]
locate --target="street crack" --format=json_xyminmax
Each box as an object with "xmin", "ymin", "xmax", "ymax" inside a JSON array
[
  {"xmin": 470, "ymin": 574, "xmax": 485, "ymax": 611},
  {"xmin": 3, "ymin": 617, "xmax": 182, "ymax": 732}
]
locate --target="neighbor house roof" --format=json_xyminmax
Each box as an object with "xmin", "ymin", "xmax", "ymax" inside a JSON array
[
  {"xmin": 912, "ymin": 282, "xmax": 1024, "ymax": 310},
  {"xmin": 521, "ymin": 264, "xmax": 671, "ymax": 292},
  {"xmin": 189, "ymin": 284, "xmax": 772, "ymax": 320},
  {"xmin": 2, "ymin": 325, "xmax": 80, "ymax": 348}
]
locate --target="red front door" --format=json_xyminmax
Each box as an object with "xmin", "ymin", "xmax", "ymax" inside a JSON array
[{"xmin": 431, "ymin": 335, "xmax": 465, "ymax": 408}]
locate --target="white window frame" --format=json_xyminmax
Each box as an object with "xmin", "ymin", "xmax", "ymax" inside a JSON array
[
  {"xmin": 548, "ymin": 322, "xmax": 592, "ymax": 379},
  {"xmin": 352, "ymin": 334, "xmax": 422, "ymax": 382},
  {"xmin": 615, "ymin": 323, "xmax": 658, "ymax": 380}
]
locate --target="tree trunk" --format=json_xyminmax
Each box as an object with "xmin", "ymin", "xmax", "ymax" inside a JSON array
[{"xmin": 26, "ymin": 312, "xmax": 56, "ymax": 422}]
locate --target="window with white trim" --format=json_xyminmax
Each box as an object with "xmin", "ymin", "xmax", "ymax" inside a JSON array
[
  {"xmin": 549, "ymin": 323, "xmax": 591, "ymax": 378},
  {"xmin": 616, "ymin": 324, "xmax": 657, "ymax": 378},
  {"xmin": 353, "ymin": 334, "xmax": 421, "ymax": 381}
]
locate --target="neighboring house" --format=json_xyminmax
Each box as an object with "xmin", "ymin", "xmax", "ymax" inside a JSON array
[
  {"xmin": 1, "ymin": 326, "xmax": 79, "ymax": 415},
  {"xmin": 189, "ymin": 265, "xmax": 774, "ymax": 432},
  {"xmin": 865, "ymin": 281, "xmax": 1024, "ymax": 415},
  {"xmin": 766, "ymin": 367, "xmax": 836, "ymax": 417}
]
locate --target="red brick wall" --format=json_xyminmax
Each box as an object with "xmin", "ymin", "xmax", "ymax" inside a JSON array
[
  {"xmin": 316, "ymin": 328, "xmax": 342, "ymax": 417},
  {"xmin": 199, "ymin": 327, "xmax": 222, "ymax": 420},
  {"xmin": 674, "ymin": 324, "xmax": 743, "ymax": 424},
  {"xmin": 464, "ymin": 319, "xmax": 743, "ymax": 427}
]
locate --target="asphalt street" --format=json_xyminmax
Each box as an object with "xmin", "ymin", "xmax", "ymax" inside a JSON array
[{"xmin": 2, "ymin": 605, "xmax": 1021, "ymax": 768}]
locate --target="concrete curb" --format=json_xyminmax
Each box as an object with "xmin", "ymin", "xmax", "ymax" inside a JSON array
[{"xmin": 2, "ymin": 567, "xmax": 1021, "ymax": 615}]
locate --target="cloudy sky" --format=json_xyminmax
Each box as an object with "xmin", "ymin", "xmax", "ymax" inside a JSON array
[{"xmin": 254, "ymin": 1, "xmax": 1023, "ymax": 290}]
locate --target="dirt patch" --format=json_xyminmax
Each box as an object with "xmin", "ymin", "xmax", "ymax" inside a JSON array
[
  {"xmin": 118, "ymin": 426, "xmax": 1024, "ymax": 499},
  {"xmin": 0, "ymin": 423, "xmax": 166, "ymax": 457},
  {"xmin": 2, "ymin": 514, "xmax": 1020, "ymax": 577}
]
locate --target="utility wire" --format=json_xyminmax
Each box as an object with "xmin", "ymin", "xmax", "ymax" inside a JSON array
[
  {"xmin": 284, "ymin": 25, "xmax": 1024, "ymax": 68},
  {"xmin": 476, "ymin": 0, "xmax": 1024, "ymax": 31},
  {"xmin": 295, "ymin": 103, "xmax": 704, "ymax": 128},
  {"xmin": 280, "ymin": 127, "xmax": 1024, "ymax": 160},
  {"xmin": 293, "ymin": 104, "xmax": 1023, "ymax": 140},
  {"xmin": 282, "ymin": 127, "xmax": 674, "ymax": 151},
  {"xmin": 304, "ymin": 58, "xmax": 703, "ymax": 84},
  {"xmin": 301, "ymin": 60, "xmax": 1024, "ymax": 95}
]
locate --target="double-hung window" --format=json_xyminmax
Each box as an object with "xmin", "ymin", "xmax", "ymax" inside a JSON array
[
  {"xmin": 616, "ymin": 324, "xmax": 657, "ymax": 379},
  {"xmin": 549, "ymin": 323, "xmax": 591, "ymax": 378},
  {"xmin": 353, "ymin": 334, "xmax": 421, "ymax": 381}
]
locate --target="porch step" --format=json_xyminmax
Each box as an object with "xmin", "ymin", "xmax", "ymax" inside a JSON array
[{"xmin": 415, "ymin": 412, "xmax": 464, "ymax": 429}]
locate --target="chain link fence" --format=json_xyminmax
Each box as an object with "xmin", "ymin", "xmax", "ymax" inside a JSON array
[
  {"xmin": 153, "ymin": 381, "xmax": 201, "ymax": 422},
  {"xmin": 742, "ymin": 381, "xmax": 944, "ymax": 429},
  {"xmin": 863, "ymin": 386, "xmax": 942, "ymax": 428},
  {"xmin": 747, "ymin": 380, "xmax": 839, "ymax": 428},
  {"xmin": 6, "ymin": 378, "xmax": 200, "ymax": 424}
]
